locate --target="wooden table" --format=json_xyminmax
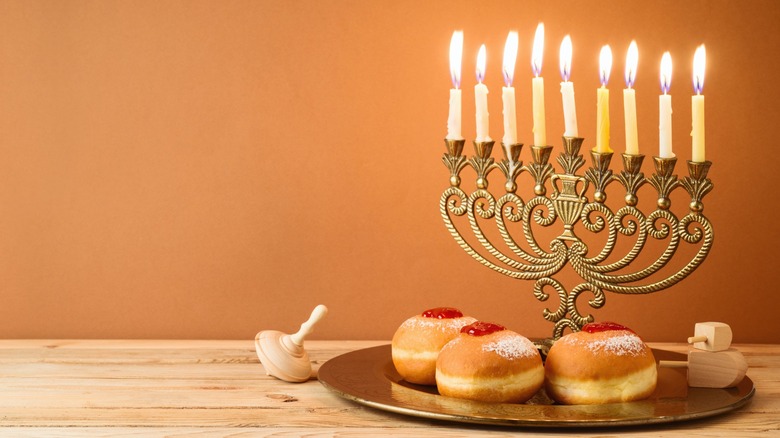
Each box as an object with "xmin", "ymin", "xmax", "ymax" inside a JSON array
[{"xmin": 0, "ymin": 340, "xmax": 777, "ymax": 436}]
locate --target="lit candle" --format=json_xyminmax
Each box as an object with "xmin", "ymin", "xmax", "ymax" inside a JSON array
[
  {"xmin": 692, "ymin": 44, "xmax": 706, "ymax": 162},
  {"xmin": 659, "ymin": 51, "xmax": 674, "ymax": 158},
  {"xmin": 531, "ymin": 23, "xmax": 546, "ymax": 146},
  {"xmin": 502, "ymin": 31, "xmax": 519, "ymax": 145},
  {"xmin": 596, "ymin": 45, "xmax": 613, "ymax": 153},
  {"xmin": 475, "ymin": 44, "xmax": 491, "ymax": 142},
  {"xmin": 623, "ymin": 40, "xmax": 639, "ymax": 155},
  {"xmin": 446, "ymin": 31, "xmax": 464, "ymax": 140},
  {"xmin": 559, "ymin": 35, "xmax": 578, "ymax": 137}
]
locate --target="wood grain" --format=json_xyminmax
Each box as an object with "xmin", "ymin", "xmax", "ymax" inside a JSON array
[{"xmin": 0, "ymin": 340, "xmax": 777, "ymax": 436}]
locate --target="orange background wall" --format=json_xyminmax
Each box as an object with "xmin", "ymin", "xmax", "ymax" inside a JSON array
[{"xmin": 0, "ymin": 0, "xmax": 778, "ymax": 342}]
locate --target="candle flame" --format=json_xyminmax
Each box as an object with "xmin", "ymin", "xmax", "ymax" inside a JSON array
[
  {"xmin": 476, "ymin": 44, "xmax": 487, "ymax": 83},
  {"xmin": 660, "ymin": 51, "xmax": 672, "ymax": 94},
  {"xmin": 599, "ymin": 45, "xmax": 612, "ymax": 86},
  {"xmin": 559, "ymin": 35, "xmax": 572, "ymax": 82},
  {"xmin": 531, "ymin": 23, "xmax": 544, "ymax": 76},
  {"xmin": 625, "ymin": 40, "xmax": 638, "ymax": 88},
  {"xmin": 693, "ymin": 44, "xmax": 706, "ymax": 94},
  {"xmin": 503, "ymin": 31, "xmax": 519, "ymax": 86},
  {"xmin": 449, "ymin": 31, "xmax": 463, "ymax": 89}
]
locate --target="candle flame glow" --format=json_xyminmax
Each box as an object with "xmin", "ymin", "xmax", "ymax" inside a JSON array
[
  {"xmin": 503, "ymin": 31, "xmax": 519, "ymax": 87},
  {"xmin": 476, "ymin": 44, "xmax": 487, "ymax": 83},
  {"xmin": 625, "ymin": 40, "xmax": 638, "ymax": 88},
  {"xmin": 449, "ymin": 31, "xmax": 463, "ymax": 89},
  {"xmin": 559, "ymin": 35, "xmax": 572, "ymax": 82},
  {"xmin": 599, "ymin": 45, "xmax": 612, "ymax": 86},
  {"xmin": 660, "ymin": 51, "xmax": 672, "ymax": 94},
  {"xmin": 693, "ymin": 44, "xmax": 706, "ymax": 94},
  {"xmin": 531, "ymin": 23, "xmax": 544, "ymax": 77}
]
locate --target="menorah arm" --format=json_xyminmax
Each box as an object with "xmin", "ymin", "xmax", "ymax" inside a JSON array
[
  {"xmin": 494, "ymin": 192, "xmax": 564, "ymax": 266},
  {"xmin": 571, "ymin": 212, "xmax": 713, "ymax": 294},
  {"xmin": 441, "ymin": 187, "xmax": 566, "ymax": 280},
  {"xmin": 520, "ymin": 196, "xmax": 566, "ymax": 261},
  {"xmin": 579, "ymin": 205, "xmax": 649, "ymax": 273},
  {"xmin": 578, "ymin": 202, "xmax": 618, "ymax": 265},
  {"xmin": 573, "ymin": 208, "xmax": 679, "ymax": 283}
]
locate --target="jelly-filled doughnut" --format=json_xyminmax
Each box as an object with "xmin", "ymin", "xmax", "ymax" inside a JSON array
[
  {"xmin": 544, "ymin": 322, "xmax": 658, "ymax": 404},
  {"xmin": 391, "ymin": 307, "xmax": 476, "ymax": 385},
  {"xmin": 435, "ymin": 321, "xmax": 544, "ymax": 403}
]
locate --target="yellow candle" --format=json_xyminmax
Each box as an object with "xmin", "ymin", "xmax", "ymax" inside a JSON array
[
  {"xmin": 531, "ymin": 23, "xmax": 546, "ymax": 146},
  {"xmin": 502, "ymin": 31, "xmax": 519, "ymax": 145},
  {"xmin": 659, "ymin": 52, "xmax": 674, "ymax": 158},
  {"xmin": 475, "ymin": 44, "xmax": 491, "ymax": 142},
  {"xmin": 446, "ymin": 31, "xmax": 464, "ymax": 140},
  {"xmin": 559, "ymin": 35, "xmax": 578, "ymax": 137},
  {"xmin": 691, "ymin": 45, "xmax": 706, "ymax": 162},
  {"xmin": 596, "ymin": 45, "xmax": 612, "ymax": 153},
  {"xmin": 623, "ymin": 40, "xmax": 639, "ymax": 155}
]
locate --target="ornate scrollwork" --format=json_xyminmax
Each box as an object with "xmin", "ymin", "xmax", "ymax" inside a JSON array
[
  {"xmin": 440, "ymin": 137, "xmax": 714, "ymax": 339},
  {"xmin": 468, "ymin": 189, "xmax": 495, "ymax": 220},
  {"xmin": 497, "ymin": 192, "xmax": 524, "ymax": 223},
  {"xmin": 442, "ymin": 186, "xmax": 467, "ymax": 216},
  {"xmin": 533, "ymin": 277, "xmax": 605, "ymax": 338},
  {"xmin": 679, "ymin": 213, "xmax": 711, "ymax": 244}
]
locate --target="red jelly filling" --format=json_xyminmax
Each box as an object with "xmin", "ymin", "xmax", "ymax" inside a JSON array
[
  {"xmin": 582, "ymin": 321, "xmax": 634, "ymax": 333},
  {"xmin": 421, "ymin": 307, "xmax": 463, "ymax": 319},
  {"xmin": 461, "ymin": 321, "xmax": 506, "ymax": 336}
]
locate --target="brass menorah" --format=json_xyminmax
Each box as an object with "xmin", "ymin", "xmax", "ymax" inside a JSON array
[{"xmin": 440, "ymin": 137, "xmax": 713, "ymax": 339}]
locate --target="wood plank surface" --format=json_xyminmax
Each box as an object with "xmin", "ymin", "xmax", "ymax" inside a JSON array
[{"xmin": 0, "ymin": 340, "xmax": 777, "ymax": 436}]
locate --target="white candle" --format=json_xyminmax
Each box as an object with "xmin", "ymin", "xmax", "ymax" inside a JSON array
[
  {"xmin": 446, "ymin": 31, "xmax": 464, "ymax": 140},
  {"xmin": 659, "ymin": 51, "xmax": 674, "ymax": 158},
  {"xmin": 559, "ymin": 35, "xmax": 578, "ymax": 137},
  {"xmin": 691, "ymin": 44, "xmax": 706, "ymax": 162},
  {"xmin": 475, "ymin": 44, "xmax": 491, "ymax": 142},
  {"xmin": 531, "ymin": 23, "xmax": 546, "ymax": 146},
  {"xmin": 502, "ymin": 31, "xmax": 519, "ymax": 145},
  {"xmin": 623, "ymin": 40, "xmax": 639, "ymax": 155},
  {"xmin": 596, "ymin": 45, "xmax": 612, "ymax": 153}
]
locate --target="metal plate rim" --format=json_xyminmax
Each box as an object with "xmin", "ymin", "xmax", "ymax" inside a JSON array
[{"xmin": 317, "ymin": 344, "xmax": 755, "ymax": 428}]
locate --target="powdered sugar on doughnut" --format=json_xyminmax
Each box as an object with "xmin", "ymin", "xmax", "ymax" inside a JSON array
[
  {"xmin": 563, "ymin": 332, "xmax": 646, "ymax": 356},
  {"xmin": 400, "ymin": 316, "xmax": 475, "ymax": 333},
  {"xmin": 482, "ymin": 335, "xmax": 537, "ymax": 359}
]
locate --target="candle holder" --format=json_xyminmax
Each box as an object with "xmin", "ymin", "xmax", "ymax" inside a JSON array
[{"xmin": 440, "ymin": 136, "xmax": 714, "ymax": 339}]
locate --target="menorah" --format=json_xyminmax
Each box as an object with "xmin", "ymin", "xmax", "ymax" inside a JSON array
[{"xmin": 440, "ymin": 137, "xmax": 713, "ymax": 340}]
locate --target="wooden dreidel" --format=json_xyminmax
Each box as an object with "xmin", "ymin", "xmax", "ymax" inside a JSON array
[
  {"xmin": 687, "ymin": 322, "xmax": 733, "ymax": 352},
  {"xmin": 659, "ymin": 349, "xmax": 748, "ymax": 388},
  {"xmin": 255, "ymin": 304, "xmax": 328, "ymax": 383}
]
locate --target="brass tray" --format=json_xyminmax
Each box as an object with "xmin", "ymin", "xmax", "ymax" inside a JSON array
[{"xmin": 318, "ymin": 344, "xmax": 754, "ymax": 427}]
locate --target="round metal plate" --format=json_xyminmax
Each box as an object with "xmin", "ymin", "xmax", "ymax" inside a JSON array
[{"xmin": 318, "ymin": 344, "xmax": 754, "ymax": 427}]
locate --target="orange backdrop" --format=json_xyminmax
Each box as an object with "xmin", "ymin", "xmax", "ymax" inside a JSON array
[{"xmin": 0, "ymin": 0, "xmax": 778, "ymax": 342}]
